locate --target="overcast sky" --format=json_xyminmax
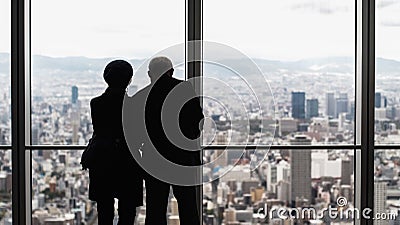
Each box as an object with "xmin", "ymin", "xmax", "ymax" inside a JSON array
[{"xmin": 0, "ymin": 0, "xmax": 399, "ymax": 61}]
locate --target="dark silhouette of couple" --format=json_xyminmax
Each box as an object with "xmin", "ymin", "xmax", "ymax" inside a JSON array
[{"xmin": 87, "ymin": 57, "xmax": 204, "ymax": 225}]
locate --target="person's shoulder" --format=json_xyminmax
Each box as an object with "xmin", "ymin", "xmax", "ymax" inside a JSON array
[
  {"xmin": 90, "ymin": 95, "xmax": 103, "ymax": 107},
  {"xmin": 170, "ymin": 77, "xmax": 192, "ymax": 90},
  {"xmin": 171, "ymin": 77, "xmax": 184, "ymax": 84},
  {"xmin": 91, "ymin": 90, "xmax": 111, "ymax": 107}
]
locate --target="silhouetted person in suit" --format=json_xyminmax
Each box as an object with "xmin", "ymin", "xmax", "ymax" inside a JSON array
[
  {"xmin": 126, "ymin": 56, "xmax": 203, "ymax": 225},
  {"xmin": 89, "ymin": 60, "xmax": 143, "ymax": 225}
]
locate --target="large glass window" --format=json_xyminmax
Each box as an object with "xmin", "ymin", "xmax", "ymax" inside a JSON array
[
  {"xmin": 374, "ymin": 150, "xmax": 400, "ymax": 224},
  {"xmin": 30, "ymin": 0, "xmax": 185, "ymax": 223},
  {"xmin": 31, "ymin": 150, "xmax": 90, "ymax": 224},
  {"xmin": 375, "ymin": 0, "xmax": 400, "ymax": 145},
  {"xmin": 202, "ymin": 1, "xmax": 357, "ymax": 223},
  {"xmin": 0, "ymin": 0, "xmax": 11, "ymax": 146},
  {"xmin": 31, "ymin": 0, "xmax": 185, "ymax": 145},
  {"xmin": 0, "ymin": 0, "xmax": 12, "ymax": 223},
  {"xmin": 0, "ymin": 150, "xmax": 12, "ymax": 224},
  {"xmin": 203, "ymin": 148, "xmax": 354, "ymax": 224},
  {"xmin": 203, "ymin": 0, "xmax": 356, "ymax": 146},
  {"xmin": 2, "ymin": 0, "xmax": 393, "ymax": 224},
  {"xmin": 374, "ymin": 2, "xmax": 400, "ymax": 224}
]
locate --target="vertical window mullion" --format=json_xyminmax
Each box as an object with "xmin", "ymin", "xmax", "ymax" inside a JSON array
[
  {"xmin": 360, "ymin": 0, "xmax": 375, "ymax": 225},
  {"xmin": 187, "ymin": 0, "xmax": 202, "ymax": 224},
  {"xmin": 11, "ymin": 0, "xmax": 28, "ymax": 224}
]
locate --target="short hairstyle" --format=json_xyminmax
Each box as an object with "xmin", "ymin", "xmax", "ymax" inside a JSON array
[
  {"xmin": 148, "ymin": 56, "xmax": 173, "ymax": 77},
  {"xmin": 103, "ymin": 60, "xmax": 133, "ymax": 88}
]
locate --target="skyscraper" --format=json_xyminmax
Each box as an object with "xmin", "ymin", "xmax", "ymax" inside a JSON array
[
  {"xmin": 375, "ymin": 92, "xmax": 382, "ymax": 108},
  {"xmin": 374, "ymin": 180, "xmax": 388, "ymax": 225},
  {"xmin": 291, "ymin": 92, "xmax": 305, "ymax": 119},
  {"xmin": 326, "ymin": 92, "xmax": 335, "ymax": 118},
  {"xmin": 306, "ymin": 99, "xmax": 319, "ymax": 119},
  {"xmin": 341, "ymin": 159, "xmax": 352, "ymax": 185},
  {"xmin": 289, "ymin": 135, "xmax": 312, "ymax": 204},
  {"xmin": 347, "ymin": 101, "xmax": 355, "ymax": 120},
  {"xmin": 383, "ymin": 96, "xmax": 387, "ymax": 108},
  {"xmin": 71, "ymin": 86, "xmax": 80, "ymax": 144},
  {"xmin": 71, "ymin": 86, "xmax": 78, "ymax": 104},
  {"xmin": 336, "ymin": 93, "xmax": 348, "ymax": 118}
]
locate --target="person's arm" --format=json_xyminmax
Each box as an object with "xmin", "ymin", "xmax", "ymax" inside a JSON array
[
  {"xmin": 90, "ymin": 99, "xmax": 97, "ymax": 136},
  {"xmin": 180, "ymin": 81, "xmax": 204, "ymax": 139},
  {"xmin": 180, "ymin": 81, "xmax": 204, "ymax": 166}
]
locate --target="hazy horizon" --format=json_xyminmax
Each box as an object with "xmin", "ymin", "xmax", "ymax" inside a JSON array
[{"xmin": 1, "ymin": 52, "xmax": 400, "ymax": 64}]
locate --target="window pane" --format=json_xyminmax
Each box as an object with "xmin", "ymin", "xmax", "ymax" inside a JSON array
[
  {"xmin": 203, "ymin": 149, "xmax": 355, "ymax": 224},
  {"xmin": 0, "ymin": 150, "xmax": 12, "ymax": 224},
  {"xmin": 0, "ymin": 0, "xmax": 12, "ymax": 223},
  {"xmin": 203, "ymin": 0, "xmax": 356, "ymax": 146},
  {"xmin": 31, "ymin": 0, "xmax": 184, "ymax": 145},
  {"xmin": 32, "ymin": 149, "xmax": 192, "ymax": 224},
  {"xmin": 374, "ymin": 150, "xmax": 400, "ymax": 224},
  {"xmin": 375, "ymin": 1, "xmax": 400, "ymax": 145},
  {"xmin": 32, "ymin": 150, "xmax": 93, "ymax": 224},
  {"xmin": 0, "ymin": 0, "xmax": 11, "ymax": 146}
]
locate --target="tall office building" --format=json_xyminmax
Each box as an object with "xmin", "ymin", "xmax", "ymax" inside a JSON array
[
  {"xmin": 31, "ymin": 125, "xmax": 40, "ymax": 145},
  {"xmin": 375, "ymin": 92, "xmax": 382, "ymax": 108},
  {"xmin": 336, "ymin": 93, "xmax": 348, "ymax": 118},
  {"xmin": 347, "ymin": 101, "xmax": 355, "ymax": 120},
  {"xmin": 326, "ymin": 92, "xmax": 336, "ymax": 118},
  {"xmin": 374, "ymin": 180, "xmax": 388, "ymax": 225},
  {"xmin": 289, "ymin": 135, "xmax": 312, "ymax": 204},
  {"xmin": 306, "ymin": 99, "xmax": 319, "ymax": 119},
  {"xmin": 277, "ymin": 180, "xmax": 291, "ymax": 203},
  {"xmin": 291, "ymin": 92, "xmax": 305, "ymax": 119},
  {"xmin": 387, "ymin": 106, "xmax": 396, "ymax": 120},
  {"xmin": 383, "ymin": 96, "xmax": 387, "ymax": 108},
  {"xmin": 70, "ymin": 86, "xmax": 81, "ymax": 144},
  {"xmin": 71, "ymin": 105, "xmax": 80, "ymax": 144},
  {"xmin": 71, "ymin": 86, "xmax": 78, "ymax": 104},
  {"xmin": 341, "ymin": 159, "xmax": 352, "ymax": 185}
]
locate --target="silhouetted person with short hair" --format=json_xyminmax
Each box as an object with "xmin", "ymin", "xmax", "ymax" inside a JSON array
[
  {"xmin": 88, "ymin": 60, "xmax": 143, "ymax": 225},
  {"xmin": 126, "ymin": 56, "xmax": 203, "ymax": 225}
]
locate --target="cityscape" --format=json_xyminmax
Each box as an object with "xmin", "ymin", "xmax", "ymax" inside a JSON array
[{"xmin": 0, "ymin": 53, "xmax": 400, "ymax": 224}]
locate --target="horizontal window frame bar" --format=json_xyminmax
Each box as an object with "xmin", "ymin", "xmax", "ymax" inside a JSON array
[
  {"xmin": 25, "ymin": 144, "xmax": 359, "ymax": 150},
  {"xmin": 24, "ymin": 144, "xmax": 400, "ymax": 151},
  {"xmin": 0, "ymin": 146, "xmax": 12, "ymax": 150},
  {"xmin": 203, "ymin": 145, "xmax": 359, "ymax": 150}
]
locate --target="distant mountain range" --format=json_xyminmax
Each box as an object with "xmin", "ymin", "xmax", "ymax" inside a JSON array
[
  {"xmin": 0, "ymin": 53, "xmax": 145, "ymax": 76},
  {"xmin": 1, "ymin": 52, "xmax": 400, "ymax": 76}
]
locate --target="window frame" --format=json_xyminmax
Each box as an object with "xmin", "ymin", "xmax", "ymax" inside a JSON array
[{"xmin": 9, "ymin": 0, "xmax": 383, "ymax": 225}]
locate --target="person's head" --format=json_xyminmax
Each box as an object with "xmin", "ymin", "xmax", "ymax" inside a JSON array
[
  {"xmin": 148, "ymin": 56, "xmax": 174, "ymax": 83},
  {"xmin": 103, "ymin": 60, "xmax": 133, "ymax": 89}
]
